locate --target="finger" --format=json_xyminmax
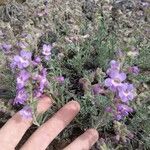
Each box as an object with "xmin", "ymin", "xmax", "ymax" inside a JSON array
[
  {"xmin": 21, "ymin": 101, "xmax": 80, "ymax": 150},
  {"xmin": 0, "ymin": 96, "xmax": 53, "ymax": 150},
  {"xmin": 64, "ymin": 129, "xmax": 99, "ymax": 150}
]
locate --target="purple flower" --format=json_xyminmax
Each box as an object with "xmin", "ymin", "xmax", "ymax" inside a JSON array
[
  {"xmin": 32, "ymin": 56, "xmax": 41, "ymax": 66},
  {"xmin": 40, "ymin": 75, "xmax": 47, "ymax": 89},
  {"xmin": 39, "ymin": 77, "xmax": 47, "ymax": 92},
  {"xmin": 13, "ymin": 89, "xmax": 28, "ymax": 105},
  {"xmin": 11, "ymin": 50, "xmax": 32, "ymax": 69},
  {"xmin": 33, "ymin": 68, "xmax": 48, "ymax": 93},
  {"xmin": 41, "ymin": 68, "xmax": 47, "ymax": 77},
  {"xmin": 42, "ymin": 44, "xmax": 52, "ymax": 56},
  {"xmin": 106, "ymin": 60, "xmax": 121, "ymax": 75},
  {"xmin": 19, "ymin": 106, "xmax": 32, "ymax": 119},
  {"xmin": 92, "ymin": 84, "xmax": 104, "ymax": 95},
  {"xmin": 16, "ymin": 70, "xmax": 30, "ymax": 89},
  {"xmin": 110, "ymin": 60, "xmax": 121, "ymax": 70},
  {"xmin": 118, "ymin": 83, "xmax": 136, "ymax": 102},
  {"xmin": 128, "ymin": 66, "xmax": 140, "ymax": 75},
  {"xmin": 0, "ymin": 43, "xmax": 12, "ymax": 53},
  {"xmin": 104, "ymin": 59, "xmax": 136, "ymax": 121},
  {"xmin": 34, "ymin": 56, "xmax": 41, "ymax": 63},
  {"xmin": 34, "ymin": 89, "xmax": 42, "ymax": 98},
  {"xmin": 55, "ymin": 76, "xmax": 65, "ymax": 84},
  {"xmin": 115, "ymin": 104, "xmax": 133, "ymax": 120},
  {"xmin": 105, "ymin": 70, "xmax": 126, "ymax": 92},
  {"xmin": 20, "ymin": 50, "xmax": 32, "ymax": 59}
]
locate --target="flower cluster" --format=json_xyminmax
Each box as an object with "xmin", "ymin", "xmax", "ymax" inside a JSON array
[
  {"xmin": 10, "ymin": 42, "xmax": 53, "ymax": 118},
  {"xmin": 11, "ymin": 50, "xmax": 32, "ymax": 70},
  {"xmin": 104, "ymin": 60, "xmax": 138, "ymax": 120}
]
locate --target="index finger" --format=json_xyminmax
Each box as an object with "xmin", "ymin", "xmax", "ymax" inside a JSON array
[{"xmin": 21, "ymin": 101, "xmax": 80, "ymax": 150}]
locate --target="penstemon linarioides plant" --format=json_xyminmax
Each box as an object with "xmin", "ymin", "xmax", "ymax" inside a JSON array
[{"xmin": 0, "ymin": 0, "xmax": 149, "ymax": 149}]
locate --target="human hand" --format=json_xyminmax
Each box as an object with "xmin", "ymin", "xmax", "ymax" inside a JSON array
[{"xmin": 0, "ymin": 96, "xmax": 99, "ymax": 150}]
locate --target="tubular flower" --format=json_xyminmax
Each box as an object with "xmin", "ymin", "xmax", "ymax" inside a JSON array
[
  {"xmin": 16, "ymin": 70, "xmax": 30, "ymax": 90},
  {"xmin": 105, "ymin": 70, "xmax": 126, "ymax": 92},
  {"xmin": 11, "ymin": 50, "xmax": 32, "ymax": 69},
  {"xmin": 14, "ymin": 88, "xmax": 29, "ymax": 105},
  {"xmin": 42, "ymin": 44, "xmax": 52, "ymax": 60},
  {"xmin": 118, "ymin": 83, "xmax": 136, "ymax": 103},
  {"xmin": 128, "ymin": 66, "xmax": 140, "ymax": 75},
  {"xmin": 115, "ymin": 104, "xmax": 133, "ymax": 120}
]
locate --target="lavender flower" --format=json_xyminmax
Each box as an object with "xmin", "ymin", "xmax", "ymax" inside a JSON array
[
  {"xmin": 118, "ymin": 83, "xmax": 136, "ymax": 103},
  {"xmin": 16, "ymin": 70, "xmax": 30, "ymax": 89},
  {"xmin": 14, "ymin": 88, "xmax": 28, "ymax": 105},
  {"xmin": 106, "ymin": 60, "xmax": 121, "ymax": 76},
  {"xmin": 39, "ymin": 69, "xmax": 48, "ymax": 92},
  {"xmin": 19, "ymin": 106, "xmax": 32, "ymax": 119},
  {"xmin": 128, "ymin": 66, "xmax": 140, "ymax": 75},
  {"xmin": 42, "ymin": 44, "xmax": 52, "ymax": 60},
  {"xmin": 39, "ymin": 77, "xmax": 47, "ymax": 92},
  {"xmin": 20, "ymin": 50, "xmax": 32, "ymax": 60},
  {"xmin": 0, "ymin": 43, "xmax": 12, "ymax": 53},
  {"xmin": 41, "ymin": 68, "xmax": 47, "ymax": 76},
  {"xmin": 34, "ymin": 56, "xmax": 41, "ymax": 63},
  {"xmin": 33, "ymin": 56, "xmax": 41, "ymax": 66},
  {"xmin": 33, "ymin": 68, "xmax": 48, "ymax": 95},
  {"xmin": 115, "ymin": 104, "xmax": 133, "ymax": 120},
  {"xmin": 104, "ymin": 59, "xmax": 137, "ymax": 120},
  {"xmin": 110, "ymin": 60, "xmax": 121, "ymax": 70},
  {"xmin": 34, "ymin": 90, "xmax": 42, "ymax": 98},
  {"xmin": 42, "ymin": 44, "xmax": 52, "ymax": 56},
  {"xmin": 11, "ymin": 50, "xmax": 32, "ymax": 69},
  {"xmin": 8, "ymin": 34, "xmax": 52, "ymax": 120},
  {"xmin": 105, "ymin": 70, "xmax": 126, "ymax": 92}
]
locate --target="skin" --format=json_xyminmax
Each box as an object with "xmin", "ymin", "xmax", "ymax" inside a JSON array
[{"xmin": 0, "ymin": 96, "xmax": 99, "ymax": 150}]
